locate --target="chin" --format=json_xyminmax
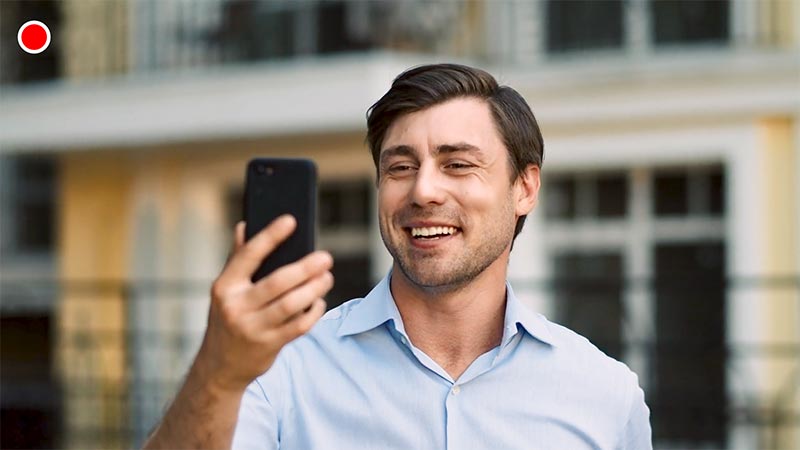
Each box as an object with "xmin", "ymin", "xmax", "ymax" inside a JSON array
[
  {"xmin": 407, "ymin": 272, "xmax": 452, "ymax": 288},
  {"xmin": 398, "ymin": 260, "xmax": 474, "ymax": 290}
]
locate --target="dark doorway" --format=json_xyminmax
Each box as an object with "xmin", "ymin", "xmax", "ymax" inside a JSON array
[
  {"xmin": 653, "ymin": 242, "xmax": 726, "ymax": 446},
  {"xmin": 0, "ymin": 314, "xmax": 61, "ymax": 448},
  {"xmin": 553, "ymin": 251, "xmax": 624, "ymax": 360}
]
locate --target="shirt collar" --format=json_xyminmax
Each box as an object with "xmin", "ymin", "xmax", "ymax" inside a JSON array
[
  {"xmin": 337, "ymin": 271, "xmax": 558, "ymax": 348},
  {"xmin": 503, "ymin": 281, "xmax": 558, "ymax": 347},
  {"xmin": 337, "ymin": 270, "xmax": 404, "ymax": 337}
]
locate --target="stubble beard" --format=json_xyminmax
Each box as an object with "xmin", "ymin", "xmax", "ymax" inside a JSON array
[{"xmin": 379, "ymin": 198, "xmax": 516, "ymax": 293}]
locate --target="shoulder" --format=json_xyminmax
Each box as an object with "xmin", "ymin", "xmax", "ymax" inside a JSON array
[
  {"xmin": 545, "ymin": 317, "xmax": 635, "ymax": 378},
  {"xmin": 320, "ymin": 297, "xmax": 366, "ymax": 323},
  {"xmin": 277, "ymin": 296, "xmax": 368, "ymax": 360},
  {"xmin": 254, "ymin": 297, "xmax": 367, "ymax": 389},
  {"xmin": 536, "ymin": 316, "xmax": 644, "ymax": 408},
  {"xmin": 536, "ymin": 317, "xmax": 650, "ymax": 443},
  {"xmin": 308, "ymin": 297, "xmax": 366, "ymax": 336}
]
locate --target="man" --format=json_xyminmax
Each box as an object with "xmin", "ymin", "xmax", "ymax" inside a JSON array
[{"xmin": 144, "ymin": 64, "xmax": 651, "ymax": 449}]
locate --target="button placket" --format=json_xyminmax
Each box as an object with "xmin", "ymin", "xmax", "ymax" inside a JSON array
[{"xmin": 444, "ymin": 383, "xmax": 463, "ymax": 450}]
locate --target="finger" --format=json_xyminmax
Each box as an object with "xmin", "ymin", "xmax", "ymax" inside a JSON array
[
  {"xmin": 224, "ymin": 215, "xmax": 296, "ymax": 280},
  {"xmin": 234, "ymin": 221, "xmax": 246, "ymax": 250},
  {"xmin": 224, "ymin": 221, "xmax": 246, "ymax": 267},
  {"xmin": 275, "ymin": 298, "xmax": 327, "ymax": 342},
  {"xmin": 257, "ymin": 271, "xmax": 333, "ymax": 327},
  {"xmin": 248, "ymin": 251, "xmax": 333, "ymax": 308}
]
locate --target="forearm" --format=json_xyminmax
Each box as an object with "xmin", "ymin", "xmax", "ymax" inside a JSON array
[
  {"xmin": 143, "ymin": 365, "xmax": 245, "ymax": 450},
  {"xmin": 143, "ymin": 218, "xmax": 331, "ymax": 449}
]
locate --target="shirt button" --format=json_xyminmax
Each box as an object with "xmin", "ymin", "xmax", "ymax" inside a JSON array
[
  {"xmin": 451, "ymin": 385, "xmax": 461, "ymax": 395},
  {"xmin": 400, "ymin": 335, "xmax": 408, "ymax": 346}
]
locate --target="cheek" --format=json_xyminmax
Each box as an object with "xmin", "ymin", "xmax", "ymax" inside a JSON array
[
  {"xmin": 378, "ymin": 184, "xmax": 404, "ymax": 216},
  {"xmin": 460, "ymin": 182, "xmax": 502, "ymax": 211},
  {"xmin": 477, "ymin": 187, "xmax": 516, "ymax": 229}
]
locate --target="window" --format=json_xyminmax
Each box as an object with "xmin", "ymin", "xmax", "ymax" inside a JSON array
[
  {"xmin": 318, "ymin": 180, "xmax": 372, "ymax": 307},
  {"xmin": 653, "ymin": 166, "xmax": 725, "ymax": 217},
  {"xmin": 0, "ymin": 156, "xmax": 58, "ymax": 255},
  {"xmin": 651, "ymin": 0, "xmax": 729, "ymax": 46},
  {"xmin": 319, "ymin": 181, "xmax": 370, "ymax": 229},
  {"xmin": 541, "ymin": 0, "xmax": 731, "ymax": 57},
  {"xmin": 324, "ymin": 254, "xmax": 371, "ymax": 310},
  {"xmin": 316, "ymin": 1, "xmax": 372, "ymax": 54},
  {"xmin": 544, "ymin": 176, "xmax": 576, "ymax": 219},
  {"xmin": 543, "ymin": 166, "xmax": 728, "ymax": 448},
  {"xmin": 0, "ymin": 1, "xmax": 62, "ymax": 85},
  {"xmin": 653, "ymin": 171, "xmax": 688, "ymax": 216},
  {"xmin": 708, "ymin": 170, "xmax": 725, "ymax": 215},
  {"xmin": 215, "ymin": 0, "xmax": 379, "ymax": 63},
  {"xmin": 546, "ymin": 0, "xmax": 624, "ymax": 53},
  {"xmin": 545, "ymin": 172, "xmax": 628, "ymax": 220},
  {"xmin": 215, "ymin": 1, "xmax": 294, "ymax": 61},
  {"xmin": 596, "ymin": 174, "xmax": 628, "ymax": 218}
]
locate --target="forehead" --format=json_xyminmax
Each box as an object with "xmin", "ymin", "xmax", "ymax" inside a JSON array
[{"xmin": 381, "ymin": 97, "xmax": 505, "ymax": 155}]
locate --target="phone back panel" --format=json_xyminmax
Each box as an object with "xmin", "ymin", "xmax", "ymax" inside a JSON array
[{"xmin": 244, "ymin": 158, "xmax": 317, "ymax": 282}]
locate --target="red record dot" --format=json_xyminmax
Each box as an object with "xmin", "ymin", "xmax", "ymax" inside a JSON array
[
  {"xmin": 22, "ymin": 24, "xmax": 47, "ymax": 49},
  {"xmin": 18, "ymin": 21, "xmax": 51, "ymax": 54}
]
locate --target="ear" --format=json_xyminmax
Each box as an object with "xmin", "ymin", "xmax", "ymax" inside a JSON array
[{"xmin": 514, "ymin": 164, "xmax": 541, "ymax": 217}]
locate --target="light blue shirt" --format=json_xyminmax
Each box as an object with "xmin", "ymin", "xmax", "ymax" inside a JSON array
[{"xmin": 233, "ymin": 273, "xmax": 651, "ymax": 449}]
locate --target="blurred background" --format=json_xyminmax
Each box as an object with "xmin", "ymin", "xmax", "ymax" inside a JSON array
[{"xmin": 0, "ymin": 0, "xmax": 798, "ymax": 449}]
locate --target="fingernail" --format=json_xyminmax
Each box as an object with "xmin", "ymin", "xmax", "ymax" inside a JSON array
[
  {"xmin": 279, "ymin": 214, "xmax": 296, "ymax": 227},
  {"xmin": 318, "ymin": 252, "xmax": 333, "ymax": 266}
]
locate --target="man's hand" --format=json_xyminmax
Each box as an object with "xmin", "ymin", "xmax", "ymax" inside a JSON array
[
  {"xmin": 143, "ymin": 215, "xmax": 333, "ymax": 449},
  {"xmin": 196, "ymin": 214, "xmax": 333, "ymax": 393}
]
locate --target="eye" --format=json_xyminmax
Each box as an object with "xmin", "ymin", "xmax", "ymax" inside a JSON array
[
  {"xmin": 387, "ymin": 164, "xmax": 416, "ymax": 174},
  {"xmin": 445, "ymin": 162, "xmax": 474, "ymax": 170}
]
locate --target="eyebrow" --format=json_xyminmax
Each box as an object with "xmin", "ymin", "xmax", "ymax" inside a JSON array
[
  {"xmin": 435, "ymin": 142, "xmax": 486, "ymax": 161},
  {"xmin": 379, "ymin": 142, "xmax": 487, "ymax": 167},
  {"xmin": 379, "ymin": 145, "xmax": 415, "ymax": 168}
]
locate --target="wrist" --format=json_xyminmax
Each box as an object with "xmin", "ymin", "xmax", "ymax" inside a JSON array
[{"xmin": 187, "ymin": 345, "xmax": 249, "ymax": 399}]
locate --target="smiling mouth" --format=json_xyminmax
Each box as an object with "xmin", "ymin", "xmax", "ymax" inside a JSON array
[{"xmin": 406, "ymin": 226, "xmax": 461, "ymax": 240}]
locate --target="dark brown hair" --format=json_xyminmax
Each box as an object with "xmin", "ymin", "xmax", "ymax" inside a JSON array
[{"xmin": 365, "ymin": 63, "xmax": 544, "ymax": 240}]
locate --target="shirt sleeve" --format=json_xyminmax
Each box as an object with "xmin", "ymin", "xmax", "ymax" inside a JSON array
[
  {"xmin": 231, "ymin": 372, "xmax": 283, "ymax": 450},
  {"xmin": 618, "ymin": 372, "xmax": 652, "ymax": 450}
]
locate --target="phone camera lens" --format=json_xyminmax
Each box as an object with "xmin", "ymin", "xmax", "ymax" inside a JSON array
[{"xmin": 255, "ymin": 163, "xmax": 274, "ymax": 176}]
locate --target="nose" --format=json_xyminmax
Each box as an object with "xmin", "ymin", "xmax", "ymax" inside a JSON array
[{"xmin": 410, "ymin": 162, "xmax": 446, "ymax": 206}]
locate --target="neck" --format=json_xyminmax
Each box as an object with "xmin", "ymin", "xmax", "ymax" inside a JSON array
[{"xmin": 390, "ymin": 250, "xmax": 510, "ymax": 380}]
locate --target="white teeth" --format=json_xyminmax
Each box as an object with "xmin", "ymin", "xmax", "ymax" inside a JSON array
[{"xmin": 410, "ymin": 226, "xmax": 457, "ymax": 237}]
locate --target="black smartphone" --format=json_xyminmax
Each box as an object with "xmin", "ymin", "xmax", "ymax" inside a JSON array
[{"xmin": 244, "ymin": 158, "xmax": 317, "ymax": 282}]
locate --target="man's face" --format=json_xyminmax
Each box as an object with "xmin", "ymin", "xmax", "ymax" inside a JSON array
[{"xmin": 377, "ymin": 97, "xmax": 521, "ymax": 290}]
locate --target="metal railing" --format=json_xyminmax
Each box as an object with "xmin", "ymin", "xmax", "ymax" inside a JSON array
[{"xmin": 1, "ymin": 275, "xmax": 798, "ymax": 449}]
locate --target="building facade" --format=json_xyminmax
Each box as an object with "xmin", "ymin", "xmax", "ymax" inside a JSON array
[{"xmin": 1, "ymin": 1, "xmax": 798, "ymax": 448}]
